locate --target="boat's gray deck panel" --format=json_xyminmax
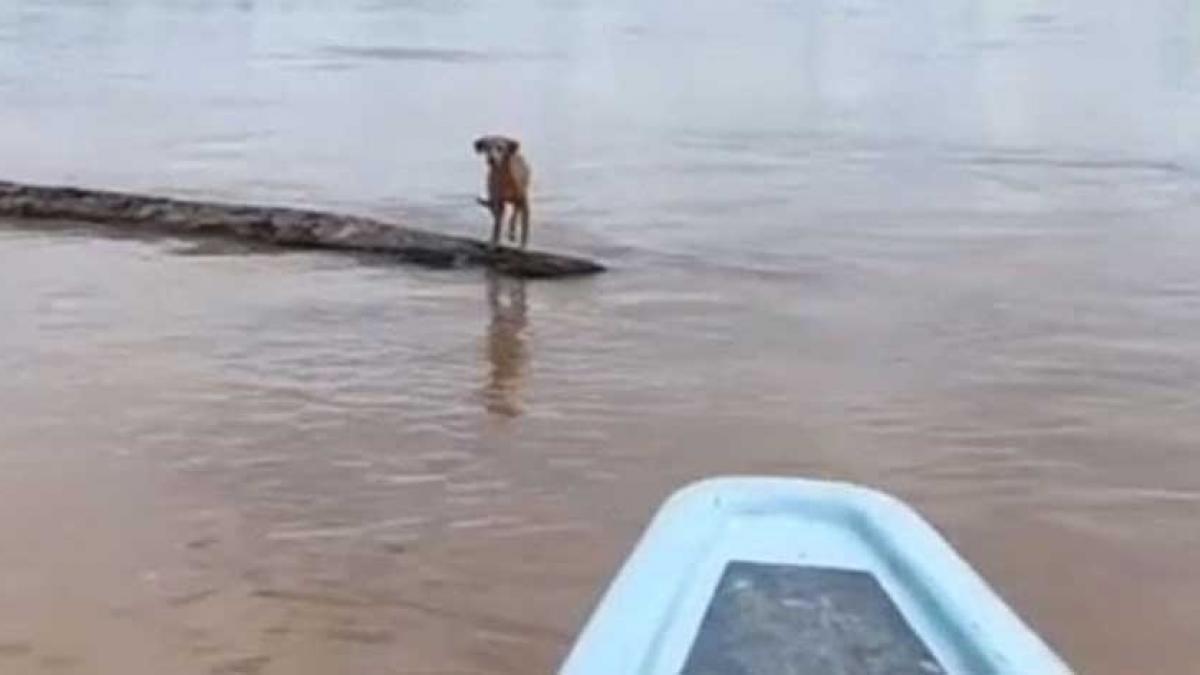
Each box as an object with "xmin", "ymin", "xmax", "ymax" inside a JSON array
[{"xmin": 681, "ymin": 561, "xmax": 946, "ymax": 675}]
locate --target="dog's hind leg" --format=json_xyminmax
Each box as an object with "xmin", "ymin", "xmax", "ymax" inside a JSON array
[
  {"xmin": 506, "ymin": 204, "xmax": 520, "ymax": 243},
  {"xmin": 517, "ymin": 200, "xmax": 531, "ymax": 248}
]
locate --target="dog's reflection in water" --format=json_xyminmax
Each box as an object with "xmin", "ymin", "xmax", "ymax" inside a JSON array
[{"xmin": 482, "ymin": 273, "xmax": 529, "ymax": 417}]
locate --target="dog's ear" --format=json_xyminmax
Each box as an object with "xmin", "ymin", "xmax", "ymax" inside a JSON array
[
  {"xmin": 505, "ymin": 138, "xmax": 521, "ymax": 154},
  {"xmin": 473, "ymin": 138, "xmax": 486, "ymax": 153}
]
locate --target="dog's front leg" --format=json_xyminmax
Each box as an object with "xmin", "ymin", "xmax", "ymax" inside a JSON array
[{"xmin": 490, "ymin": 204, "xmax": 504, "ymax": 247}]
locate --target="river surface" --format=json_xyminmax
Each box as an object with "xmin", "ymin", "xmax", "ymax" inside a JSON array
[{"xmin": 2, "ymin": 1, "xmax": 1200, "ymax": 673}]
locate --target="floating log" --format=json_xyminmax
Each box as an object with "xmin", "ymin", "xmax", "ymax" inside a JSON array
[{"xmin": 0, "ymin": 180, "xmax": 605, "ymax": 279}]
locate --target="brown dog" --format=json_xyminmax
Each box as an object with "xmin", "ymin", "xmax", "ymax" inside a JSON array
[{"xmin": 474, "ymin": 135, "xmax": 532, "ymax": 248}]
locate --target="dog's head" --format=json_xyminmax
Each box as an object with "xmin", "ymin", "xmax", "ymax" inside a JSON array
[{"xmin": 474, "ymin": 135, "xmax": 520, "ymax": 168}]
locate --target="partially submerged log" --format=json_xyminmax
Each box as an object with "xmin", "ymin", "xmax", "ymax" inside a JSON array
[{"xmin": 0, "ymin": 180, "xmax": 605, "ymax": 279}]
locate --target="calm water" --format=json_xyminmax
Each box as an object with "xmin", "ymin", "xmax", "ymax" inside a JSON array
[{"xmin": 3, "ymin": 1, "xmax": 1200, "ymax": 673}]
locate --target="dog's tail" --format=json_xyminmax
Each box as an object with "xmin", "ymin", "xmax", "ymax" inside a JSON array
[{"xmin": 476, "ymin": 197, "xmax": 493, "ymax": 208}]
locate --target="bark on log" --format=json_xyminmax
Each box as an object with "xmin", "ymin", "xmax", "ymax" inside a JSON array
[{"xmin": 0, "ymin": 180, "xmax": 605, "ymax": 279}]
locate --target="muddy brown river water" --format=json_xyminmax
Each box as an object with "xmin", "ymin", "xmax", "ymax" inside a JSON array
[{"xmin": 2, "ymin": 1, "xmax": 1200, "ymax": 673}]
